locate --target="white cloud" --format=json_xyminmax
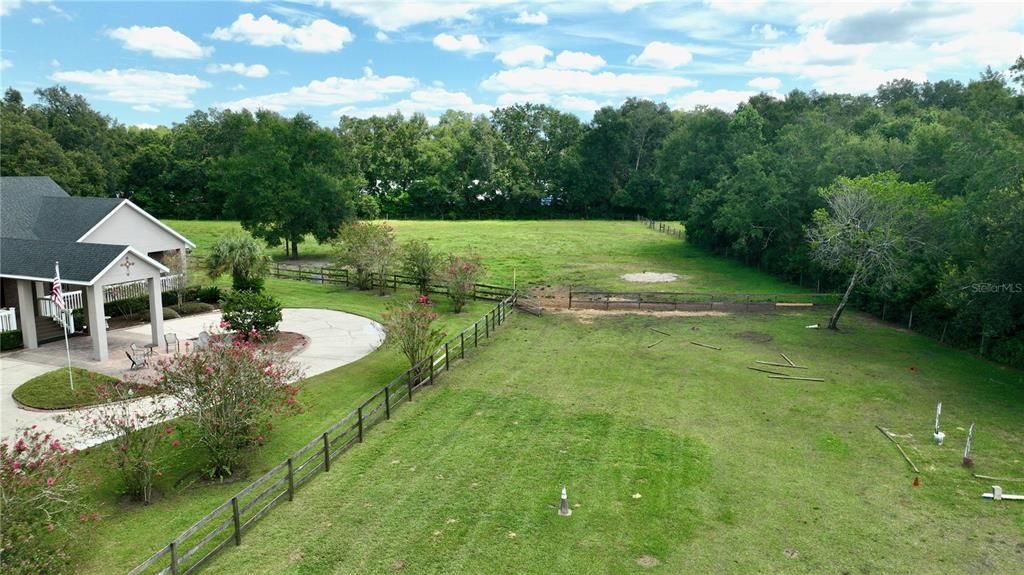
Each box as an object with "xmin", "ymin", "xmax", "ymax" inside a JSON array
[
  {"xmin": 433, "ymin": 33, "xmax": 485, "ymax": 54},
  {"xmin": 219, "ymin": 68, "xmax": 417, "ymax": 112},
  {"xmin": 608, "ymin": 0, "xmax": 658, "ymax": 13},
  {"xmin": 495, "ymin": 92, "xmax": 607, "ymax": 115},
  {"xmin": 553, "ymin": 50, "xmax": 605, "ymax": 71},
  {"xmin": 231, "ymin": 83, "xmax": 246, "ymax": 91},
  {"xmin": 211, "ymin": 13, "xmax": 353, "ymax": 53},
  {"xmin": 747, "ymin": 29, "xmax": 871, "ymax": 73},
  {"xmin": 928, "ymin": 31, "xmax": 1024, "ymax": 68},
  {"xmin": 482, "ymin": 67, "xmax": 696, "ymax": 98},
  {"xmin": 512, "ymin": 10, "xmax": 547, "ymax": 25},
  {"xmin": 752, "ymin": 23, "xmax": 783, "ymax": 41},
  {"xmin": 672, "ymin": 89, "xmax": 781, "ymax": 112},
  {"xmin": 747, "ymin": 76, "xmax": 781, "ymax": 90},
  {"xmin": 31, "ymin": 16, "xmax": 43, "ymax": 24},
  {"xmin": 50, "ymin": 59, "xmax": 60, "ymax": 67},
  {"xmin": 557, "ymin": 94, "xmax": 604, "ymax": 114},
  {"xmin": 496, "ymin": 92, "xmax": 551, "ymax": 106},
  {"xmin": 0, "ymin": 59, "xmax": 11, "ymax": 71},
  {"xmin": 108, "ymin": 25, "xmax": 211, "ymax": 59},
  {"xmin": 325, "ymin": 1, "xmax": 481, "ymax": 32},
  {"xmin": 133, "ymin": 123, "xmax": 160, "ymax": 129},
  {"xmin": 133, "ymin": 104, "xmax": 159, "ymax": 112},
  {"xmin": 206, "ymin": 62, "xmax": 270, "ymax": 78},
  {"xmin": 375, "ymin": 31, "xmax": 389, "ymax": 42},
  {"xmin": 495, "ymin": 45, "xmax": 551, "ymax": 67},
  {"xmin": 628, "ymin": 41, "xmax": 693, "ymax": 69},
  {"xmin": 810, "ymin": 65, "xmax": 927, "ymax": 95},
  {"xmin": 336, "ymin": 87, "xmax": 491, "ymax": 121},
  {"xmin": 0, "ymin": 0, "xmax": 21, "ymax": 16},
  {"xmin": 50, "ymin": 68, "xmax": 209, "ymax": 108}
]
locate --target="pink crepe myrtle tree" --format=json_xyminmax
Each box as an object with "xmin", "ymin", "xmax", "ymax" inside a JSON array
[{"xmin": 439, "ymin": 254, "xmax": 485, "ymax": 313}]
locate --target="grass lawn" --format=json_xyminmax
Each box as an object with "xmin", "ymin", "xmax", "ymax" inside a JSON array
[
  {"xmin": 203, "ymin": 310, "xmax": 1024, "ymax": 575},
  {"xmin": 71, "ymin": 220, "xmax": 1022, "ymax": 574},
  {"xmin": 12, "ymin": 367, "xmax": 143, "ymax": 409},
  {"xmin": 166, "ymin": 219, "xmax": 798, "ymax": 293}
]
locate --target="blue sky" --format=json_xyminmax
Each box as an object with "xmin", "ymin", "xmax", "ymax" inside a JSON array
[{"xmin": 1, "ymin": 1, "xmax": 1021, "ymax": 127}]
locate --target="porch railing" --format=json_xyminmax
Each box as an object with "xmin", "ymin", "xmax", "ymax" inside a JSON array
[
  {"xmin": 0, "ymin": 308, "xmax": 16, "ymax": 332},
  {"xmin": 103, "ymin": 273, "xmax": 184, "ymax": 304},
  {"xmin": 36, "ymin": 298, "xmax": 75, "ymax": 333}
]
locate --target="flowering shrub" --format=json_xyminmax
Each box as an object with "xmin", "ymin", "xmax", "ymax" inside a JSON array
[
  {"xmin": 157, "ymin": 338, "xmax": 301, "ymax": 478},
  {"xmin": 440, "ymin": 254, "xmax": 485, "ymax": 313},
  {"xmin": 382, "ymin": 299, "xmax": 447, "ymax": 383},
  {"xmin": 0, "ymin": 427, "xmax": 83, "ymax": 574},
  {"xmin": 68, "ymin": 380, "xmax": 177, "ymax": 503}
]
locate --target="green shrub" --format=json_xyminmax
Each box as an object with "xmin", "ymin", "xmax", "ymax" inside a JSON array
[
  {"xmin": 196, "ymin": 286, "xmax": 222, "ymax": 304},
  {"xmin": 163, "ymin": 308, "xmax": 180, "ymax": 320},
  {"xmin": 401, "ymin": 239, "xmax": 441, "ymax": 295},
  {"xmin": 1, "ymin": 330, "xmax": 23, "ymax": 351},
  {"xmin": 106, "ymin": 295, "xmax": 149, "ymax": 318},
  {"xmin": 173, "ymin": 302, "xmax": 215, "ymax": 316},
  {"xmin": 221, "ymin": 290, "xmax": 283, "ymax": 338}
]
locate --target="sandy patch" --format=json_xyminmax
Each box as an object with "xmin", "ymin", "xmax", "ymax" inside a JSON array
[
  {"xmin": 621, "ymin": 272, "xmax": 679, "ymax": 283},
  {"xmin": 555, "ymin": 308, "xmax": 729, "ymax": 324}
]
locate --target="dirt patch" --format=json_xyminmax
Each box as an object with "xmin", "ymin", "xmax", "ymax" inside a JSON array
[
  {"xmin": 555, "ymin": 308, "xmax": 729, "ymax": 324},
  {"xmin": 263, "ymin": 331, "xmax": 309, "ymax": 355},
  {"xmin": 621, "ymin": 272, "xmax": 678, "ymax": 283},
  {"xmin": 732, "ymin": 331, "xmax": 774, "ymax": 343},
  {"xmin": 636, "ymin": 555, "xmax": 661, "ymax": 567}
]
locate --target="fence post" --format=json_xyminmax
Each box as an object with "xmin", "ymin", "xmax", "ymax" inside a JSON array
[
  {"xmin": 323, "ymin": 432, "xmax": 331, "ymax": 472},
  {"xmin": 445, "ymin": 342, "xmax": 450, "ymax": 370},
  {"xmin": 429, "ymin": 354, "xmax": 435, "ymax": 385},
  {"xmin": 385, "ymin": 386, "xmax": 391, "ymax": 419},
  {"xmin": 569, "ymin": 287, "xmax": 573, "ymax": 309},
  {"xmin": 287, "ymin": 458, "xmax": 294, "ymax": 501},
  {"xmin": 474, "ymin": 322, "xmax": 479, "ymax": 347},
  {"xmin": 460, "ymin": 332, "xmax": 465, "ymax": 359},
  {"xmin": 485, "ymin": 315, "xmax": 490, "ymax": 338},
  {"xmin": 169, "ymin": 541, "xmax": 178, "ymax": 575},
  {"xmin": 357, "ymin": 407, "xmax": 364, "ymax": 443},
  {"xmin": 408, "ymin": 371, "xmax": 414, "ymax": 402},
  {"xmin": 907, "ymin": 308, "xmax": 914, "ymax": 330},
  {"xmin": 231, "ymin": 497, "xmax": 242, "ymax": 546}
]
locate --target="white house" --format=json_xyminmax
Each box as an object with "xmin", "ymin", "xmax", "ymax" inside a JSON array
[{"xmin": 0, "ymin": 176, "xmax": 195, "ymax": 361}]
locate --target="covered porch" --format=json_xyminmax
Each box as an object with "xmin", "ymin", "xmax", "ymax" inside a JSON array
[{"xmin": 1, "ymin": 244, "xmax": 175, "ymax": 362}]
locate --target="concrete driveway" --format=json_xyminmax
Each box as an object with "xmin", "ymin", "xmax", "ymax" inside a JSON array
[{"xmin": 0, "ymin": 308, "xmax": 384, "ymax": 447}]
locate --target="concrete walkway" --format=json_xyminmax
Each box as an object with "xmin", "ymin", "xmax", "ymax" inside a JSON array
[{"xmin": 0, "ymin": 308, "xmax": 384, "ymax": 448}]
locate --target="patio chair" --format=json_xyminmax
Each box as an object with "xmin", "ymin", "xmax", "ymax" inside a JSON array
[
  {"xmin": 126, "ymin": 349, "xmax": 146, "ymax": 370},
  {"xmin": 165, "ymin": 332, "xmax": 180, "ymax": 354},
  {"xmin": 195, "ymin": 330, "xmax": 210, "ymax": 350}
]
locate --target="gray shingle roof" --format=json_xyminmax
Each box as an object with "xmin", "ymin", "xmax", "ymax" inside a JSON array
[
  {"xmin": 1, "ymin": 177, "xmax": 123, "ymax": 241},
  {"xmin": 0, "ymin": 238, "xmax": 129, "ymax": 284}
]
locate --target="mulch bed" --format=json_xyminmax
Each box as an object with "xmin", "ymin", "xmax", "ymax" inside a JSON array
[{"xmin": 263, "ymin": 331, "xmax": 309, "ymax": 355}]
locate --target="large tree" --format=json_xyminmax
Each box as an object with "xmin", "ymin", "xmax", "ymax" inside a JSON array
[{"xmin": 214, "ymin": 111, "xmax": 361, "ymax": 257}]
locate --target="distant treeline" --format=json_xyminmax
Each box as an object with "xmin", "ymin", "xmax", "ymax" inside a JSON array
[{"xmin": 1, "ymin": 62, "xmax": 1022, "ymax": 365}]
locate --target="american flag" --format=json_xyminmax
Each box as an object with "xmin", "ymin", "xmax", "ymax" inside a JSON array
[{"xmin": 52, "ymin": 261, "xmax": 64, "ymax": 312}]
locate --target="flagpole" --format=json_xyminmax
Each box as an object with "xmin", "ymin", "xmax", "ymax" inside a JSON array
[{"xmin": 55, "ymin": 261, "xmax": 74, "ymax": 391}]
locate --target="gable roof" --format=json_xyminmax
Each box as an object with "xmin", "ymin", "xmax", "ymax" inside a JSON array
[
  {"xmin": 0, "ymin": 238, "xmax": 169, "ymax": 284},
  {"xmin": 77, "ymin": 200, "xmax": 196, "ymax": 248},
  {"xmin": 1, "ymin": 176, "xmax": 122, "ymax": 241}
]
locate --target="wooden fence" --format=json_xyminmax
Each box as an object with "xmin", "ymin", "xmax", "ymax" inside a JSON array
[
  {"xmin": 268, "ymin": 264, "xmax": 514, "ymax": 301},
  {"xmin": 636, "ymin": 215, "xmax": 684, "ymax": 240},
  {"xmin": 568, "ymin": 289, "xmax": 839, "ymax": 312},
  {"xmin": 127, "ymin": 293, "xmax": 517, "ymax": 575}
]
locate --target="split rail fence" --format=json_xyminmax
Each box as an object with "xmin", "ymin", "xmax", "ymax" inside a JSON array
[
  {"xmin": 568, "ymin": 289, "xmax": 839, "ymax": 312},
  {"xmin": 268, "ymin": 264, "xmax": 513, "ymax": 302},
  {"xmin": 128, "ymin": 293, "xmax": 517, "ymax": 575}
]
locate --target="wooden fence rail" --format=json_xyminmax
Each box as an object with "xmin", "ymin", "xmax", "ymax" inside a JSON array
[
  {"xmin": 636, "ymin": 215, "xmax": 685, "ymax": 240},
  {"xmin": 128, "ymin": 293, "xmax": 518, "ymax": 575},
  {"xmin": 568, "ymin": 289, "xmax": 840, "ymax": 311},
  {"xmin": 267, "ymin": 264, "xmax": 514, "ymax": 301}
]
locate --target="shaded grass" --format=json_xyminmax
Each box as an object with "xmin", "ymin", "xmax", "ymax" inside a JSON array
[
  {"xmin": 12, "ymin": 367, "xmax": 137, "ymax": 409},
  {"xmin": 204, "ymin": 310, "xmax": 1024, "ymax": 575},
  {"xmin": 166, "ymin": 220, "xmax": 799, "ymax": 293}
]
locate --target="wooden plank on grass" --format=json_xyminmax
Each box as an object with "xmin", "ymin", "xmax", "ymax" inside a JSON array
[
  {"xmin": 690, "ymin": 341, "xmax": 721, "ymax": 350},
  {"xmin": 767, "ymin": 375, "xmax": 825, "ymax": 382},
  {"xmin": 748, "ymin": 366, "xmax": 788, "ymax": 376},
  {"xmin": 647, "ymin": 339, "xmax": 664, "ymax": 349},
  {"xmin": 974, "ymin": 474, "xmax": 1024, "ymax": 482},
  {"xmin": 755, "ymin": 360, "xmax": 808, "ymax": 369},
  {"xmin": 876, "ymin": 425, "xmax": 920, "ymax": 473},
  {"xmin": 649, "ymin": 327, "xmax": 671, "ymax": 337},
  {"xmin": 780, "ymin": 353, "xmax": 796, "ymax": 367}
]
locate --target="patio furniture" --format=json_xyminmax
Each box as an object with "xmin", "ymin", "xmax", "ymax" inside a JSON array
[
  {"xmin": 130, "ymin": 342, "xmax": 151, "ymax": 358},
  {"xmin": 126, "ymin": 350, "xmax": 146, "ymax": 370},
  {"xmin": 195, "ymin": 330, "xmax": 210, "ymax": 350},
  {"xmin": 165, "ymin": 332, "xmax": 180, "ymax": 353},
  {"xmin": 144, "ymin": 343, "xmax": 158, "ymax": 357}
]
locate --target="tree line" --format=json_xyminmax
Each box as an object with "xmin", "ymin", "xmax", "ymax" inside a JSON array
[{"xmin": 1, "ymin": 60, "xmax": 1022, "ymax": 365}]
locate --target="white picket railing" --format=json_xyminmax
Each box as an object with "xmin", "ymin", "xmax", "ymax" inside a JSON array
[
  {"xmin": 36, "ymin": 298, "xmax": 75, "ymax": 333},
  {"xmin": 0, "ymin": 308, "xmax": 17, "ymax": 332},
  {"xmin": 64, "ymin": 290, "xmax": 83, "ymax": 311},
  {"xmin": 103, "ymin": 273, "xmax": 184, "ymax": 304}
]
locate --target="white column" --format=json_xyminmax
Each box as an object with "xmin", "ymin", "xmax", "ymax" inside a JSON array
[
  {"xmin": 15, "ymin": 280, "xmax": 38, "ymax": 349},
  {"xmin": 148, "ymin": 274, "xmax": 163, "ymax": 346},
  {"xmin": 86, "ymin": 284, "xmax": 108, "ymax": 361}
]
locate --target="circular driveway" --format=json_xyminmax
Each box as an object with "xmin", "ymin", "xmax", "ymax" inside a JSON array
[{"xmin": 0, "ymin": 308, "xmax": 384, "ymax": 448}]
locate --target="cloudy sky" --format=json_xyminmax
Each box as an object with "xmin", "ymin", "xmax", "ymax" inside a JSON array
[{"xmin": 1, "ymin": 1, "xmax": 1021, "ymax": 127}]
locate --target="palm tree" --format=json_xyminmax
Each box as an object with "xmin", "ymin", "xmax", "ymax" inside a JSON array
[{"xmin": 205, "ymin": 233, "xmax": 271, "ymax": 291}]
